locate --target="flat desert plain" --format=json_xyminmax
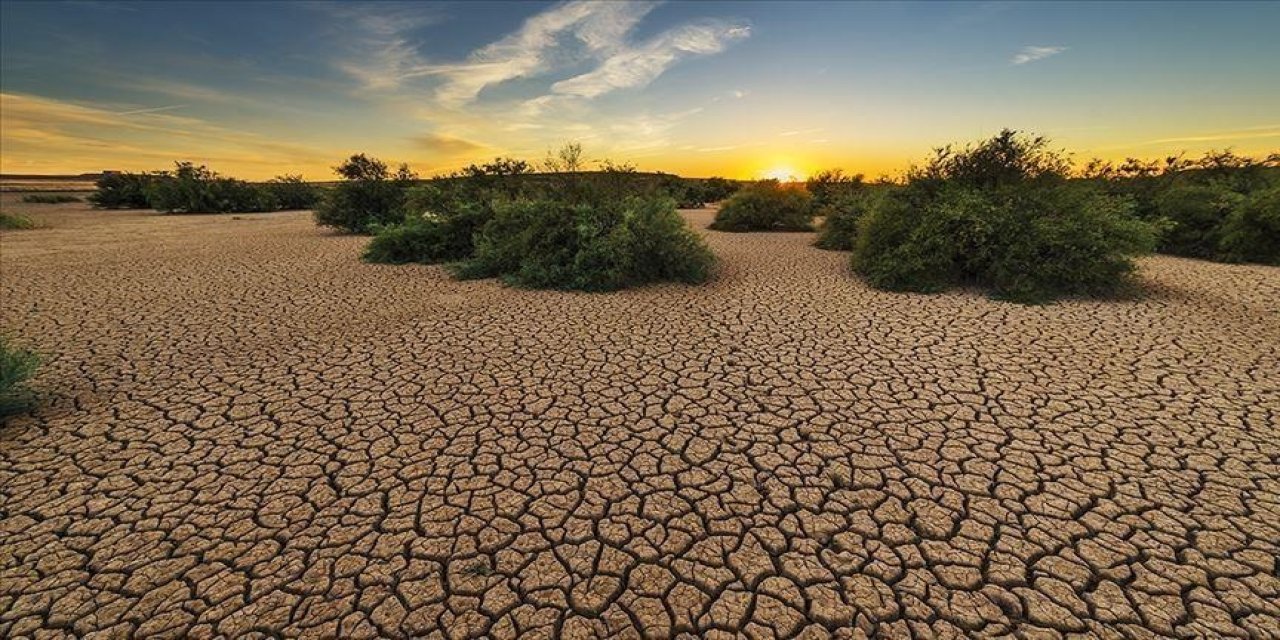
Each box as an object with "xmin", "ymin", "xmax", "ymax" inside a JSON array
[{"xmin": 1, "ymin": 196, "xmax": 1278, "ymax": 639}]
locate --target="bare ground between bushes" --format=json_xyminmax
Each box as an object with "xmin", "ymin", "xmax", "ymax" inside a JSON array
[{"xmin": 1, "ymin": 202, "xmax": 1278, "ymax": 638}]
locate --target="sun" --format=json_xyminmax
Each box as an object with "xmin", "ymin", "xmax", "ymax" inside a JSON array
[{"xmin": 760, "ymin": 165, "xmax": 802, "ymax": 183}]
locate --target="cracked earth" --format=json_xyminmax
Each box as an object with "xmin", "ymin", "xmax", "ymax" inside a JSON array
[{"xmin": 1, "ymin": 201, "xmax": 1278, "ymax": 639}]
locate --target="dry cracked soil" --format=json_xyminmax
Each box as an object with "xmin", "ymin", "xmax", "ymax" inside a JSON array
[{"xmin": 1, "ymin": 199, "xmax": 1278, "ymax": 639}]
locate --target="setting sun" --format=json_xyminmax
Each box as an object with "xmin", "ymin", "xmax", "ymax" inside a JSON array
[{"xmin": 760, "ymin": 165, "xmax": 803, "ymax": 182}]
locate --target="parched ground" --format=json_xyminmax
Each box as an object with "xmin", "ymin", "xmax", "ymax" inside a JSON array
[{"xmin": 1, "ymin": 200, "xmax": 1278, "ymax": 639}]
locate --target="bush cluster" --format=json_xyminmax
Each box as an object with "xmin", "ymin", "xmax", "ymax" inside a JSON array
[
  {"xmin": 855, "ymin": 183, "xmax": 1160, "ymax": 303},
  {"xmin": 1082, "ymin": 150, "xmax": 1279, "ymax": 264},
  {"xmin": 88, "ymin": 172, "xmax": 158, "ymax": 209},
  {"xmin": 20, "ymin": 194, "xmax": 81, "ymax": 204},
  {"xmin": 813, "ymin": 190, "xmax": 882, "ymax": 251},
  {"xmin": 0, "ymin": 337, "xmax": 40, "ymax": 417},
  {"xmin": 454, "ymin": 196, "xmax": 714, "ymax": 291},
  {"xmin": 360, "ymin": 147, "xmax": 719, "ymax": 291},
  {"xmin": 1218, "ymin": 186, "xmax": 1280, "ymax": 265},
  {"xmin": 363, "ymin": 206, "xmax": 490, "ymax": 265},
  {"xmin": 148, "ymin": 163, "xmax": 275, "ymax": 213},
  {"xmin": 849, "ymin": 130, "xmax": 1163, "ymax": 303},
  {"xmin": 709, "ymin": 181, "xmax": 814, "ymax": 232},
  {"xmin": 89, "ymin": 164, "xmax": 320, "ymax": 214},
  {"xmin": 313, "ymin": 154, "xmax": 416, "ymax": 233},
  {"xmin": 265, "ymin": 175, "xmax": 322, "ymax": 210}
]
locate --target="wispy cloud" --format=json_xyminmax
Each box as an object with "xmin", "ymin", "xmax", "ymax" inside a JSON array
[
  {"xmin": 0, "ymin": 92, "xmax": 335, "ymax": 177},
  {"xmin": 411, "ymin": 132, "xmax": 487, "ymax": 156},
  {"xmin": 549, "ymin": 21, "xmax": 750, "ymax": 99},
  {"xmin": 779, "ymin": 128, "xmax": 823, "ymax": 137},
  {"xmin": 335, "ymin": 1, "xmax": 749, "ymax": 109},
  {"xmin": 1145, "ymin": 126, "xmax": 1280, "ymax": 145},
  {"xmin": 113, "ymin": 104, "xmax": 187, "ymax": 116},
  {"xmin": 1012, "ymin": 45, "xmax": 1067, "ymax": 65}
]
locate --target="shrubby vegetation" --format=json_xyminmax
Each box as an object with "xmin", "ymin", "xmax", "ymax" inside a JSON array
[
  {"xmin": 362, "ymin": 145, "xmax": 716, "ymax": 291},
  {"xmin": 1218, "ymin": 185, "xmax": 1280, "ymax": 265},
  {"xmin": 709, "ymin": 180, "xmax": 814, "ymax": 232},
  {"xmin": 1081, "ymin": 150, "xmax": 1279, "ymax": 264},
  {"xmin": 264, "ymin": 175, "xmax": 321, "ymax": 210},
  {"xmin": 813, "ymin": 189, "xmax": 883, "ymax": 251},
  {"xmin": 454, "ymin": 196, "xmax": 714, "ymax": 291},
  {"xmin": 807, "ymin": 169, "xmax": 864, "ymax": 214},
  {"xmin": 313, "ymin": 154, "xmax": 417, "ymax": 233},
  {"xmin": 88, "ymin": 172, "xmax": 159, "ymax": 209},
  {"xmin": 850, "ymin": 130, "xmax": 1163, "ymax": 303},
  {"xmin": 148, "ymin": 162, "xmax": 275, "ymax": 214},
  {"xmin": 0, "ymin": 212, "xmax": 36, "ymax": 230},
  {"xmin": 0, "ymin": 337, "xmax": 40, "ymax": 417},
  {"xmin": 89, "ymin": 165, "xmax": 321, "ymax": 213},
  {"xmin": 20, "ymin": 194, "xmax": 81, "ymax": 204}
]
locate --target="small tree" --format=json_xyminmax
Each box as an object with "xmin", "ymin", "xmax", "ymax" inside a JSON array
[
  {"xmin": 543, "ymin": 142, "xmax": 585, "ymax": 173},
  {"xmin": 313, "ymin": 154, "xmax": 415, "ymax": 233}
]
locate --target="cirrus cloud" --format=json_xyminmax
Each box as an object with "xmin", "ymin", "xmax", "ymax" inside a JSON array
[{"xmin": 1012, "ymin": 45, "xmax": 1067, "ymax": 65}]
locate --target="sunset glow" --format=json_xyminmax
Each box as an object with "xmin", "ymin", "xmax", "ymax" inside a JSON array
[{"xmin": 2, "ymin": 2, "xmax": 1278, "ymax": 180}]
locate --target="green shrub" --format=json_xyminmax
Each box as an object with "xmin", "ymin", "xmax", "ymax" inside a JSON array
[
  {"xmin": 0, "ymin": 212, "xmax": 36, "ymax": 230},
  {"xmin": 0, "ymin": 337, "xmax": 40, "ymax": 417},
  {"xmin": 807, "ymin": 169, "xmax": 864, "ymax": 214},
  {"xmin": 147, "ymin": 162, "xmax": 275, "ymax": 213},
  {"xmin": 1218, "ymin": 186, "xmax": 1280, "ymax": 265},
  {"xmin": 911, "ymin": 128, "xmax": 1072, "ymax": 190},
  {"xmin": 265, "ymin": 175, "xmax": 320, "ymax": 210},
  {"xmin": 363, "ymin": 207, "xmax": 491, "ymax": 265},
  {"xmin": 1151, "ymin": 184, "xmax": 1240, "ymax": 259},
  {"xmin": 709, "ymin": 181, "xmax": 813, "ymax": 232},
  {"xmin": 88, "ymin": 172, "xmax": 157, "ymax": 209},
  {"xmin": 313, "ymin": 154, "xmax": 415, "ymax": 233},
  {"xmin": 850, "ymin": 130, "xmax": 1162, "ymax": 304},
  {"xmin": 20, "ymin": 194, "xmax": 81, "ymax": 204},
  {"xmin": 814, "ymin": 190, "xmax": 882, "ymax": 251},
  {"xmin": 455, "ymin": 196, "xmax": 714, "ymax": 291},
  {"xmin": 854, "ymin": 183, "xmax": 1160, "ymax": 303}
]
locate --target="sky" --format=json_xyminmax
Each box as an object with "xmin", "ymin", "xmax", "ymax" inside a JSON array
[{"xmin": 2, "ymin": 0, "xmax": 1278, "ymax": 180}]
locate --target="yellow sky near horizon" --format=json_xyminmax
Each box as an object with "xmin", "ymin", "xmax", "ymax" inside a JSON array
[{"xmin": 2, "ymin": 91, "xmax": 1278, "ymax": 182}]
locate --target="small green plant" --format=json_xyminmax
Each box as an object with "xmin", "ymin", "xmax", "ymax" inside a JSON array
[
  {"xmin": 313, "ymin": 154, "xmax": 415, "ymax": 233},
  {"xmin": 709, "ymin": 181, "xmax": 814, "ymax": 232},
  {"xmin": 1218, "ymin": 186, "xmax": 1280, "ymax": 265},
  {"xmin": 0, "ymin": 337, "xmax": 40, "ymax": 417},
  {"xmin": 20, "ymin": 194, "xmax": 81, "ymax": 204},
  {"xmin": 455, "ymin": 195, "xmax": 714, "ymax": 291},
  {"xmin": 462, "ymin": 562, "xmax": 493, "ymax": 577},
  {"xmin": 0, "ymin": 212, "xmax": 37, "ymax": 230}
]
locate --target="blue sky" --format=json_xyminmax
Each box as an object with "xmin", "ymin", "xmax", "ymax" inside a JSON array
[{"xmin": 2, "ymin": 0, "xmax": 1278, "ymax": 179}]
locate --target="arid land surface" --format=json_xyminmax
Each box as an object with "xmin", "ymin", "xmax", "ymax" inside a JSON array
[{"xmin": 1, "ymin": 196, "xmax": 1278, "ymax": 639}]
